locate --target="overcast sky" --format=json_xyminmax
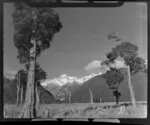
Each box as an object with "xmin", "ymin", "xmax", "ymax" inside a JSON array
[{"xmin": 4, "ymin": 2, "xmax": 147, "ymax": 79}]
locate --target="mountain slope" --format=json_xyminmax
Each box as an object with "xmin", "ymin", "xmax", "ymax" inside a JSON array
[
  {"xmin": 71, "ymin": 71, "xmax": 147, "ymax": 103},
  {"xmin": 42, "ymin": 73, "xmax": 102, "ymax": 100},
  {"xmin": 4, "ymin": 78, "xmax": 17, "ymax": 104},
  {"xmin": 38, "ymin": 84, "xmax": 60, "ymax": 104},
  {"xmin": 4, "ymin": 77, "xmax": 59, "ymax": 104},
  {"xmin": 44, "ymin": 82, "xmax": 61, "ymax": 99},
  {"xmin": 71, "ymin": 75, "xmax": 113, "ymax": 103},
  {"xmin": 55, "ymin": 81, "xmax": 82, "ymax": 101}
]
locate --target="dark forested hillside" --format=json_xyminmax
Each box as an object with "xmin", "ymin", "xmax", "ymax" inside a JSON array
[
  {"xmin": 4, "ymin": 77, "xmax": 59, "ymax": 104},
  {"xmin": 71, "ymin": 71, "xmax": 147, "ymax": 103}
]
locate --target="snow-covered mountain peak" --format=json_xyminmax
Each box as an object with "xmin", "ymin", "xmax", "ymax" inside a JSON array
[
  {"xmin": 60, "ymin": 74, "xmax": 67, "ymax": 77},
  {"xmin": 41, "ymin": 72, "xmax": 102, "ymax": 87}
]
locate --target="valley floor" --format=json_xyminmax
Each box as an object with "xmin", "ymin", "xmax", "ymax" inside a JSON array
[{"xmin": 4, "ymin": 101, "xmax": 147, "ymax": 119}]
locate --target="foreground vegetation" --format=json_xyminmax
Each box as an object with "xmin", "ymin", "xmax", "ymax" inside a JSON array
[{"xmin": 4, "ymin": 101, "xmax": 147, "ymax": 119}]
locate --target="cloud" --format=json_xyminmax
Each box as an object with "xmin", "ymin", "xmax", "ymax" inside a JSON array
[
  {"xmin": 144, "ymin": 58, "xmax": 147, "ymax": 68},
  {"xmin": 107, "ymin": 60, "xmax": 126, "ymax": 69},
  {"xmin": 4, "ymin": 70, "xmax": 17, "ymax": 79},
  {"xmin": 115, "ymin": 60, "xmax": 126, "ymax": 68},
  {"xmin": 84, "ymin": 60, "xmax": 126, "ymax": 72},
  {"xmin": 145, "ymin": 59, "xmax": 147, "ymax": 64},
  {"xmin": 84, "ymin": 60, "xmax": 109, "ymax": 74},
  {"xmin": 84, "ymin": 60, "xmax": 101, "ymax": 71},
  {"xmin": 8, "ymin": 70, "xmax": 17, "ymax": 75}
]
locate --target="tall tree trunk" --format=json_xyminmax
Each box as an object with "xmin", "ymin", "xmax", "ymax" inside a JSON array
[
  {"xmin": 20, "ymin": 39, "xmax": 37, "ymax": 118},
  {"xmin": 38, "ymin": 87, "xmax": 41, "ymax": 104},
  {"xmin": 16, "ymin": 73, "xmax": 19, "ymax": 106},
  {"xmin": 115, "ymin": 96, "xmax": 119, "ymax": 105},
  {"xmin": 116, "ymin": 89, "xmax": 120, "ymax": 105},
  {"xmin": 17, "ymin": 73, "xmax": 21, "ymax": 106},
  {"xmin": 23, "ymin": 81, "xmax": 27, "ymax": 104},
  {"xmin": 89, "ymin": 88, "xmax": 93, "ymax": 104},
  {"xmin": 100, "ymin": 98, "xmax": 102, "ymax": 103},
  {"xmin": 127, "ymin": 65, "xmax": 136, "ymax": 107},
  {"xmin": 36, "ymin": 84, "xmax": 39, "ymax": 112},
  {"xmin": 20, "ymin": 84, "xmax": 23, "ymax": 105},
  {"xmin": 66, "ymin": 87, "xmax": 71, "ymax": 104}
]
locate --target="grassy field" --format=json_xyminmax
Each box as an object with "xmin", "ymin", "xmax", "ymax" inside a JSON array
[{"xmin": 4, "ymin": 101, "xmax": 147, "ymax": 119}]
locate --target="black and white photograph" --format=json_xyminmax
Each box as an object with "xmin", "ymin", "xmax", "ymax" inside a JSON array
[{"xmin": 3, "ymin": 1, "xmax": 147, "ymax": 120}]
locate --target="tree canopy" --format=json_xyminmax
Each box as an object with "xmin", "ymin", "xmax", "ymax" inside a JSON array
[
  {"xmin": 107, "ymin": 42, "xmax": 146, "ymax": 75},
  {"xmin": 16, "ymin": 63, "xmax": 47, "ymax": 85},
  {"xmin": 102, "ymin": 68, "xmax": 124, "ymax": 90},
  {"xmin": 12, "ymin": 3, "xmax": 63, "ymax": 63}
]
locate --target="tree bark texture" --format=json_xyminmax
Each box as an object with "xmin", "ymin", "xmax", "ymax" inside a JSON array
[
  {"xmin": 20, "ymin": 84, "xmax": 23, "ymax": 105},
  {"xmin": 36, "ymin": 84, "xmax": 39, "ymax": 112},
  {"xmin": 21, "ymin": 39, "xmax": 37, "ymax": 118},
  {"xmin": 127, "ymin": 65, "xmax": 136, "ymax": 107},
  {"xmin": 17, "ymin": 73, "xmax": 21, "ymax": 106}
]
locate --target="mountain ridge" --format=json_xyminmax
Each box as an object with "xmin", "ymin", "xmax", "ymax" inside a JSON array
[
  {"xmin": 42, "ymin": 68, "xmax": 147, "ymax": 103},
  {"xmin": 41, "ymin": 72, "xmax": 102, "ymax": 87}
]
